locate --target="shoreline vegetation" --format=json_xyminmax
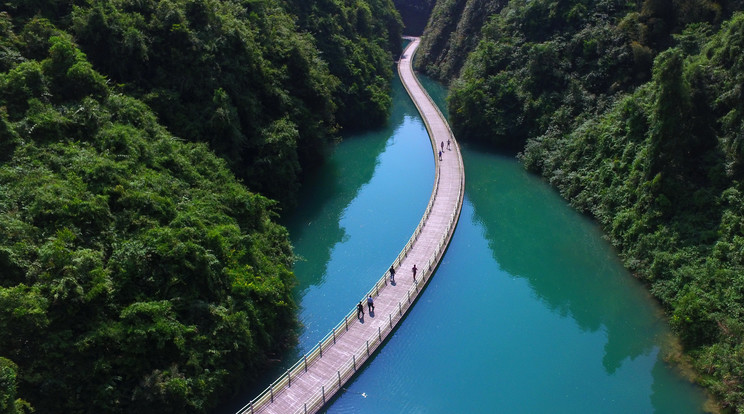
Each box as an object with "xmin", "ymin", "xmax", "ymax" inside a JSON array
[
  {"xmin": 3, "ymin": 0, "xmax": 744, "ymax": 410},
  {"xmin": 409, "ymin": 0, "xmax": 744, "ymax": 410},
  {"xmin": 0, "ymin": 0, "xmax": 401, "ymax": 412}
]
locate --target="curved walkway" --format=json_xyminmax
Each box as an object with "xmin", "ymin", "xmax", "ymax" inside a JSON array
[{"xmin": 237, "ymin": 37, "xmax": 465, "ymax": 414}]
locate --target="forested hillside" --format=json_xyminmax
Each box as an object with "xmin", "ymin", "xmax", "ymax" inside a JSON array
[
  {"xmin": 414, "ymin": 0, "xmax": 505, "ymax": 81},
  {"xmin": 282, "ymin": 0, "xmax": 402, "ymax": 129},
  {"xmin": 0, "ymin": 1, "xmax": 401, "ymax": 413},
  {"xmin": 439, "ymin": 0, "xmax": 744, "ymax": 410},
  {"xmin": 5, "ymin": 0, "xmax": 401, "ymax": 207}
]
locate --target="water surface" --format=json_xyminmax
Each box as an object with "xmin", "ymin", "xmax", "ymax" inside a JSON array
[
  {"xmin": 281, "ymin": 73, "xmax": 434, "ymax": 355},
  {"xmin": 257, "ymin": 74, "xmax": 709, "ymax": 413}
]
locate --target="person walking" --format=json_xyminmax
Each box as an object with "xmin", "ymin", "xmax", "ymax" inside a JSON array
[
  {"xmin": 389, "ymin": 265, "xmax": 396, "ymax": 282},
  {"xmin": 412, "ymin": 264, "xmax": 417, "ymax": 281},
  {"xmin": 357, "ymin": 301, "xmax": 364, "ymax": 319},
  {"xmin": 367, "ymin": 295, "xmax": 375, "ymax": 312},
  {"xmin": 438, "ymin": 150, "xmax": 442, "ymax": 161},
  {"xmin": 441, "ymin": 141, "xmax": 444, "ymax": 152},
  {"xmin": 447, "ymin": 139, "xmax": 451, "ymax": 150}
]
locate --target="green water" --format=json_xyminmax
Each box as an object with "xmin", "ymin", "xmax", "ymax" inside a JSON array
[
  {"xmin": 248, "ymin": 72, "xmax": 710, "ymax": 412},
  {"xmin": 328, "ymin": 155, "xmax": 708, "ymax": 412},
  {"xmin": 280, "ymin": 72, "xmax": 434, "ymax": 356}
]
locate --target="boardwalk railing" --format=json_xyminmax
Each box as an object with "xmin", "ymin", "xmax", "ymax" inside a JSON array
[{"xmin": 237, "ymin": 37, "xmax": 464, "ymax": 414}]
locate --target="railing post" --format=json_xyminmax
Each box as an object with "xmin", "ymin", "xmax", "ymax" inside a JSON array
[
  {"xmin": 333, "ymin": 327, "xmax": 336, "ymax": 344},
  {"xmin": 345, "ymin": 316, "xmax": 348, "ymax": 331},
  {"xmin": 304, "ymin": 355, "xmax": 308, "ymax": 372},
  {"xmin": 353, "ymin": 354, "xmax": 356, "ymax": 371},
  {"xmin": 398, "ymin": 302, "xmax": 402, "ymax": 316},
  {"xmin": 319, "ymin": 341, "xmax": 322, "ymax": 358},
  {"xmin": 270, "ymin": 385, "xmax": 273, "ymax": 403},
  {"xmin": 322, "ymin": 385, "xmax": 325, "ymax": 403},
  {"xmin": 287, "ymin": 369, "xmax": 291, "ymax": 387},
  {"xmin": 389, "ymin": 314, "xmax": 392, "ymax": 330},
  {"xmin": 378, "ymin": 326, "xmax": 382, "ymax": 342},
  {"xmin": 338, "ymin": 371, "xmax": 341, "ymax": 388},
  {"xmin": 366, "ymin": 340, "xmax": 370, "ymax": 356}
]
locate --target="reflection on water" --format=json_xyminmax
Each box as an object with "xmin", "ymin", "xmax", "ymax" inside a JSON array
[
  {"xmin": 324, "ymin": 76, "xmax": 708, "ymax": 413},
  {"xmin": 220, "ymin": 72, "xmax": 433, "ymax": 413},
  {"xmin": 282, "ymin": 73, "xmax": 425, "ymax": 295},
  {"xmin": 422, "ymin": 71, "xmax": 671, "ymax": 377},
  {"xmin": 327, "ymin": 147, "xmax": 708, "ymax": 414},
  {"xmin": 283, "ymin": 73, "xmax": 433, "ymax": 355},
  {"xmin": 464, "ymin": 147, "xmax": 665, "ymax": 376},
  {"xmin": 223, "ymin": 71, "xmax": 710, "ymax": 414}
]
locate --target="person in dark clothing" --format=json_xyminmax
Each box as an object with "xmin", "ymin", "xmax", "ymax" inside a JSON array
[
  {"xmin": 357, "ymin": 301, "xmax": 364, "ymax": 319},
  {"xmin": 389, "ymin": 266, "xmax": 396, "ymax": 282},
  {"xmin": 412, "ymin": 264, "xmax": 417, "ymax": 281}
]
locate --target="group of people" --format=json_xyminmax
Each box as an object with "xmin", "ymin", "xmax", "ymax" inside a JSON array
[
  {"xmin": 356, "ymin": 140, "xmax": 452, "ymax": 320},
  {"xmin": 357, "ymin": 296, "xmax": 374, "ymax": 318},
  {"xmin": 356, "ymin": 263, "xmax": 419, "ymax": 319},
  {"xmin": 438, "ymin": 139, "xmax": 451, "ymax": 161}
]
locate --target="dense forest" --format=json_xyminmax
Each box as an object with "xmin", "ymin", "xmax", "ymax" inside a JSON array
[
  {"xmin": 416, "ymin": 0, "xmax": 744, "ymax": 410},
  {"xmin": 415, "ymin": 0, "xmax": 504, "ymax": 80},
  {"xmin": 0, "ymin": 1, "xmax": 401, "ymax": 413}
]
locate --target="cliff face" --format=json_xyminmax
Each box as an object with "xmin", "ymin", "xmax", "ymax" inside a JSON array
[
  {"xmin": 393, "ymin": 0, "xmax": 436, "ymax": 35},
  {"xmin": 414, "ymin": 0, "xmax": 505, "ymax": 82}
]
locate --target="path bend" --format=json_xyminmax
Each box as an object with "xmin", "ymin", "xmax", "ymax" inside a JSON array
[{"xmin": 237, "ymin": 36, "xmax": 465, "ymax": 414}]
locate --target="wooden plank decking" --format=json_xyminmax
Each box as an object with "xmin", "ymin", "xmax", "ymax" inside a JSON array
[{"xmin": 237, "ymin": 36, "xmax": 465, "ymax": 414}]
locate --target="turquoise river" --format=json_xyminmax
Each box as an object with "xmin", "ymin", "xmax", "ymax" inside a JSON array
[{"xmin": 235, "ymin": 72, "xmax": 712, "ymax": 413}]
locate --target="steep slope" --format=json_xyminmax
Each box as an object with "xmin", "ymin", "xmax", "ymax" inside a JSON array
[
  {"xmin": 414, "ymin": 0, "xmax": 505, "ymax": 81},
  {"xmin": 0, "ymin": 0, "xmax": 404, "ymax": 412},
  {"xmin": 0, "ymin": 18, "xmax": 295, "ymax": 413}
]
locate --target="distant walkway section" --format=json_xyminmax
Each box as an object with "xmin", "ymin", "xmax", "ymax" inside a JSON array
[{"xmin": 237, "ymin": 36, "xmax": 465, "ymax": 414}]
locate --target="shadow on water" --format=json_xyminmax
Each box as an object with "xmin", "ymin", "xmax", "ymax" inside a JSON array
[
  {"xmin": 415, "ymin": 74, "xmax": 449, "ymax": 119},
  {"xmin": 280, "ymin": 73, "xmax": 419, "ymax": 292},
  {"xmin": 218, "ymin": 73, "xmax": 429, "ymax": 414},
  {"xmin": 463, "ymin": 143, "xmax": 666, "ymax": 375},
  {"xmin": 419, "ymin": 72, "xmax": 673, "ymax": 377}
]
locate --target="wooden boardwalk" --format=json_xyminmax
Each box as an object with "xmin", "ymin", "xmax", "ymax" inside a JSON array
[{"xmin": 237, "ymin": 37, "xmax": 465, "ymax": 414}]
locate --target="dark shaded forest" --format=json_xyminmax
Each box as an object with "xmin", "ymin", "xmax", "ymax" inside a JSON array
[
  {"xmin": 392, "ymin": 0, "xmax": 435, "ymax": 35},
  {"xmin": 416, "ymin": 0, "xmax": 744, "ymax": 410},
  {"xmin": 0, "ymin": 0, "xmax": 401, "ymax": 413}
]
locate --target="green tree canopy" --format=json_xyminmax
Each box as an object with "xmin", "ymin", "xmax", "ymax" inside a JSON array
[{"xmin": 0, "ymin": 18, "xmax": 296, "ymax": 413}]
